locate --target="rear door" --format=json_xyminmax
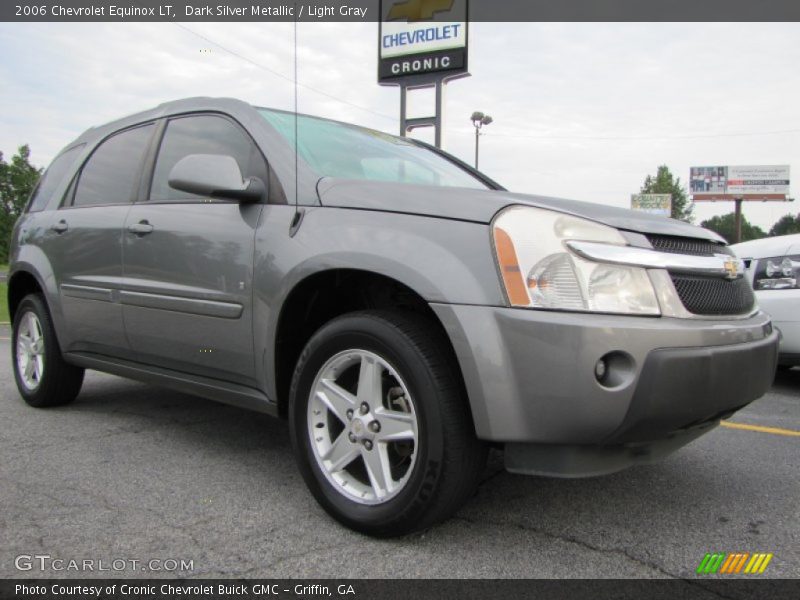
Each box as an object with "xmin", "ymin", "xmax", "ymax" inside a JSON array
[
  {"xmin": 121, "ymin": 113, "xmax": 266, "ymax": 386},
  {"xmin": 44, "ymin": 123, "xmax": 155, "ymax": 355}
]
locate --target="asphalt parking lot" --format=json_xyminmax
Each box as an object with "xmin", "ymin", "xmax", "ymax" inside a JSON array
[{"xmin": 1, "ymin": 325, "xmax": 798, "ymax": 579}]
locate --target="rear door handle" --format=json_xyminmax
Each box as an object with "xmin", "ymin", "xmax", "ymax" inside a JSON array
[
  {"xmin": 51, "ymin": 220, "xmax": 68, "ymax": 234},
  {"xmin": 127, "ymin": 220, "xmax": 154, "ymax": 236}
]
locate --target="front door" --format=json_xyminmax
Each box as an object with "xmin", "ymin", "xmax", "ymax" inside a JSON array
[{"xmin": 121, "ymin": 114, "xmax": 268, "ymax": 386}]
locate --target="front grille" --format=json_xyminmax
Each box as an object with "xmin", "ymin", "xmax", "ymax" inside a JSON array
[
  {"xmin": 647, "ymin": 234, "xmax": 732, "ymax": 257},
  {"xmin": 670, "ymin": 274, "xmax": 755, "ymax": 315},
  {"xmin": 647, "ymin": 235, "xmax": 750, "ymax": 315}
]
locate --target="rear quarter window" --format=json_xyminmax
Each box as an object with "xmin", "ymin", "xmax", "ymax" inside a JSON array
[{"xmin": 26, "ymin": 144, "xmax": 85, "ymax": 212}]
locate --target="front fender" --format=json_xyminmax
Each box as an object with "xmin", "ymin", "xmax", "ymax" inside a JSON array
[{"xmin": 252, "ymin": 205, "xmax": 504, "ymax": 400}]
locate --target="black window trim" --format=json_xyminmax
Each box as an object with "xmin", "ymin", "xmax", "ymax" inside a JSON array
[
  {"xmin": 141, "ymin": 110, "xmax": 278, "ymax": 206},
  {"xmin": 60, "ymin": 121, "xmax": 157, "ymax": 210}
]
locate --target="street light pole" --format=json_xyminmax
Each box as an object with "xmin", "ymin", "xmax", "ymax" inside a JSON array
[
  {"xmin": 474, "ymin": 123, "xmax": 479, "ymax": 168},
  {"xmin": 470, "ymin": 111, "xmax": 493, "ymax": 170}
]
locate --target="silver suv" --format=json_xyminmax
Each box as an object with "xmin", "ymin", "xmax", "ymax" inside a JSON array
[{"xmin": 9, "ymin": 98, "xmax": 778, "ymax": 536}]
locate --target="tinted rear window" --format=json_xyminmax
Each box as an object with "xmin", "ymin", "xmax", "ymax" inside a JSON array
[
  {"xmin": 73, "ymin": 124, "xmax": 154, "ymax": 207},
  {"xmin": 27, "ymin": 145, "xmax": 84, "ymax": 212}
]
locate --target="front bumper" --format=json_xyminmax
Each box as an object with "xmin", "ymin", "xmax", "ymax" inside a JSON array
[{"xmin": 432, "ymin": 304, "xmax": 778, "ymax": 448}]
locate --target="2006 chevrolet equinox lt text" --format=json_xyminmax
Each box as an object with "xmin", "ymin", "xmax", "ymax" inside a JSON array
[{"xmin": 9, "ymin": 98, "xmax": 779, "ymax": 536}]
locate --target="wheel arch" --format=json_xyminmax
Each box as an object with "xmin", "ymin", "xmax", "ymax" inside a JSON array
[
  {"xmin": 8, "ymin": 268, "xmax": 46, "ymax": 324},
  {"xmin": 271, "ymin": 268, "xmax": 470, "ymax": 422},
  {"xmin": 9, "ymin": 239, "xmax": 69, "ymax": 341}
]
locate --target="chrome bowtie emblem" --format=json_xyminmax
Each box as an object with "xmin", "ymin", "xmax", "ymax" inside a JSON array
[{"xmin": 723, "ymin": 258, "xmax": 742, "ymax": 280}]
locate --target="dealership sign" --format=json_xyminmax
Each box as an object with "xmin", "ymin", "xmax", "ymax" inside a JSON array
[
  {"xmin": 690, "ymin": 165, "xmax": 791, "ymax": 200},
  {"xmin": 378, "ymin": 0, "xmax": 469, "ymax": 83},
  {"xmin": 631, "ymin": 193, "xmax": 671, "ymax": 217}
]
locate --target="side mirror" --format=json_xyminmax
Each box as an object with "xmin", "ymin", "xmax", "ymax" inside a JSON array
[{"xmin": 168, "ymin": 154, "xmax": 265, "ymax": 203}]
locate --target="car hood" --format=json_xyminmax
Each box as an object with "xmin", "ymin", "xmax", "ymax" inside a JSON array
[
  {"xmin": 317, "ymin": 178, "xmax": 725, "ymax": 243},
  {"xmin": 732, "ymin": 233, "xmax": 800, "ymax": 258}
]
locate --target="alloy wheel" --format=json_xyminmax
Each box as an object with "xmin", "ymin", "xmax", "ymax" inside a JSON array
[
  {"xmin": 16, "ymin": 311, "xmax": 45, "ymax": 391},
  {"xmin": 307, "ymin": 349, "xmax": 419, "ymax": 505}
]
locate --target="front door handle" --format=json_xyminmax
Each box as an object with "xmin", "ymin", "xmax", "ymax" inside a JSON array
[
  {"xmin": 51, "ymin": 220, "xmax": 68, "ymax": 234},
  {"xmin": 127, "ymin": 220, "xmax": 154, "ymax": 236}
]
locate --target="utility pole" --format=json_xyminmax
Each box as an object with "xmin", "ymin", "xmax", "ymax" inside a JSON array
[
  {"xmin": 733, "ymin": 198, "xmax": 743, "ymax": 243},
  {"xmin": 471, "ymin": 111, "xmax": 493, "ymax": 169}
]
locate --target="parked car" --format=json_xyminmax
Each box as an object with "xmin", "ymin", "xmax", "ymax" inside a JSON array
[
  {"xmin": 8, "ymin": 98, "xmax": 779, "ymax": 536},
  {"xmin": 732, "ymin": 233, "xmax": 800, "ymax": 368}
]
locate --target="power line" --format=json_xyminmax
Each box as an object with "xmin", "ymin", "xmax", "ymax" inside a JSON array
[
  {"xmin": 174, "ymin": 23, "xmax": 396, "ymax": 122},
  {"xmin": 163, "ymin": 16, "xmax": 800, "ymax": 141},
  {"xmin": 451, "ymin": 127, "xmax": 800, "ymax": 141}
]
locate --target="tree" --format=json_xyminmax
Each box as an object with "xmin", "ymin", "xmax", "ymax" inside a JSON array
[
  {"xmin": 768, "ymin": 213, "xmax": 800, "ymax": 237},
  {"xmin": 640, "ymin": 165, "xmax": 694, "ymax": 223},
  {"xmin": 0, "ymin": 145, "xmax": 41, "ymax": 264},
  {"xmin": 700, "ymin": 212, "xmax": 766, "ymax": 244}
]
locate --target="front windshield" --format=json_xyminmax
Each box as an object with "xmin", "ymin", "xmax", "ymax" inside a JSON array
[{"xmin": 258, "ymin": 108, "xmax": 489, "ymax": 190}]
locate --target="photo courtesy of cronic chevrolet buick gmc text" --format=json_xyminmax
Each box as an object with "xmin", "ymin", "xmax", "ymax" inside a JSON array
[{"xmin": 8, "ymin": 98, "xmax": 779, "ymax": 536}]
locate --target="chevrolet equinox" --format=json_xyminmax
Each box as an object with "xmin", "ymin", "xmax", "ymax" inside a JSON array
[{"xmin": 8, "ymin": 98, "xmax": 779, "ymax": 536}]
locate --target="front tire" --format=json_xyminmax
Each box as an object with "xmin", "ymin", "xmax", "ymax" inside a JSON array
[
  {"xmin": 12, "ymin": 294, "xmax": 84, "ymax": 408},
  {"xmin": 289, "ymin": 310, "xmax": 487, "ymax": 537}
]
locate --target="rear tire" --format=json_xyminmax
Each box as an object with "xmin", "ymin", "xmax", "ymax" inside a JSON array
[
  {"xmin": 289, "ymin": 310, "xmax": 487, "ymax": 537},
  {"xmin": 12, "ymin": 294, "xmax": 84, "ymax": 408}
]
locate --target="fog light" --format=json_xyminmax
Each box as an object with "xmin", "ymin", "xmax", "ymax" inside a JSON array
[
  {"xmin": 594, "ymin": 351, "xmax": 636, "ymax": 390},
  {"xmin": 594, "ymin": 358, "xmax": 607, "ymax": 382}
]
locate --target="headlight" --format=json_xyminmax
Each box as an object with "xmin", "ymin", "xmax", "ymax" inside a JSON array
[
  {"xmin": 753, "ymin": 255, "xmax": 800, "ymax": 290},
  {"xmin": 492, "ymin": 206, "xmax": 660, "ymax": 315}
]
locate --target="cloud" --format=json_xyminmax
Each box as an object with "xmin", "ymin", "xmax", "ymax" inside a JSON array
[{"xmin": 1, "ymin": 21, "xmax": 797, "ymax": 229}]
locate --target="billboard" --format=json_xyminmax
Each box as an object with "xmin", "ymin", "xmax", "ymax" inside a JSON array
[
  {"xmin": 690, "ymin": 165, "xmax": 790, "ymax": 199},
  {"xmin": 631, "ymin": 193, "xmax": 672, "ymax": 217},
  {"xmin": 378, "ymin": 0, "xmax": 468, "ymax": 84}
]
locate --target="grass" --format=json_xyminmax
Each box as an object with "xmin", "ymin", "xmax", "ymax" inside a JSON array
[{"xmin": 0, "ymin": 281, "xmax": 8, "ymax": 323}]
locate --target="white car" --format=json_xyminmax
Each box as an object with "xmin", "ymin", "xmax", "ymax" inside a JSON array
[{"xmin": 733, "ymin": 233, "xmax": 800, "ymax": 368}]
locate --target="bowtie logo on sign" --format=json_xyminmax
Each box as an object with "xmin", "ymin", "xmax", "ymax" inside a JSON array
[{"xmin": 388, "ymin": 0, "xmax": 456, "ymax": 21}]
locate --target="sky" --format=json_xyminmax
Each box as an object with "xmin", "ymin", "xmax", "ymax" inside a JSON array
[{"xmin": 0, "ymin": 21, "xmax": 798, "ymax": 231}]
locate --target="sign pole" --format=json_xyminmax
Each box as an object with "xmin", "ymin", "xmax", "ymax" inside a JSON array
[
  {"xmin": 399, "ymin": 81, "xmax": 445, "ymax": 147},
  {"xmin": 734, "ymin": 198, "xmax": 743, "ymax": 243},
  {"xmin": 396, "ymin": 77, "xmax": 460, "ymax": 148},
  {"xmin": 434, "ymin": 79, "xmax": 444, "ymax": 148},
  {"xmin": 399, "ymin": 85, "xmax": 407, "ymax": 137}
]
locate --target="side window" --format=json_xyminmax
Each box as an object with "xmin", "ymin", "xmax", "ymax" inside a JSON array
[
  {"xmin": 149, "ymin": 115, "xmax": 268, "ymax": 201},
  {"xmin": 27, "ymin": 144, "xmax": 85, "ymax": 212},
  {"xmin": 73, "ymin": 124, "xmax": 154, "ymax": 207}
]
